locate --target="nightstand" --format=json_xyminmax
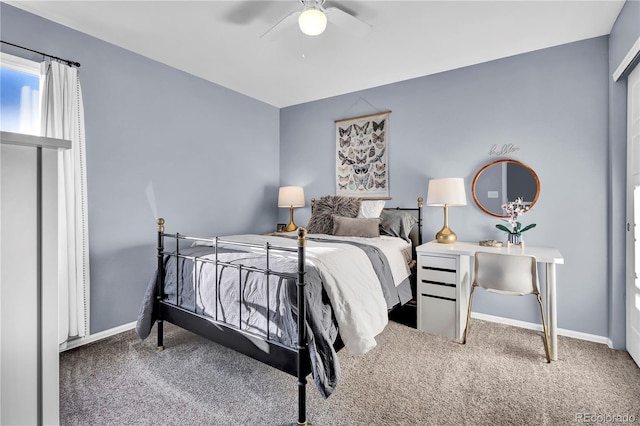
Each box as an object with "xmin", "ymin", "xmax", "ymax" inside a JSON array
[{"xmin": 416, "ymin": 243, "xmax": 470, "ymax": 342}]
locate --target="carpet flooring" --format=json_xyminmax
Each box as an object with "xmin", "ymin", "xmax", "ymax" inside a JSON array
[{"xmin": 60, "ymin": 318, "xmax": 640, "ymax": 425}]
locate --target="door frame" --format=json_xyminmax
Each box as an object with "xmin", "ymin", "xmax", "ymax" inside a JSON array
[
  {"xmin": 624, "ymin": 61, "xmax": 640, "ymax": 368},
  {"xmin": 613, "ymin": 36, "xmax": 640, "ymax": 365}
]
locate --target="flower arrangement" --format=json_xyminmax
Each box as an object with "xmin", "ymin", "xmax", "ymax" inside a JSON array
[{"xmin": 495, "ymin": 197, "xmax": 536, "ymax": 237}]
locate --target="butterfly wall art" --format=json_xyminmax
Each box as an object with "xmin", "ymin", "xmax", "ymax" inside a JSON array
[{"xmin": 335, "ymin": 111, "xmax": 390, "ymax": 198}]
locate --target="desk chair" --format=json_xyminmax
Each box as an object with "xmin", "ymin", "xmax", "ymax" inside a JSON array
[{"xmin": 462, "ymin": 252, "xmax": 551, "ymax": 363}]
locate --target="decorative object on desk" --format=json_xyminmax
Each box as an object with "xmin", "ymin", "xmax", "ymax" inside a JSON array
[
  {"xmin": 507, "ymin": 233, "xmax": 522, "ymax": 246},
  {"xmin": 495, "ymin": 197, "xmax": 536, "ymax": 247},
  {"xmin": 278, "ymin": 186, "xmax": 305, "ymax": 232},
  {"xmin": 276, "ymin": 223, "xmax": 287, "ymax": 233},
  {"xmin": 479, "ymin": 239, "xmax": 503, "ymax": 248},
  {"xmin": 427, "ymin": 178, "xmax": 467, "ymax": 244},
  {"xmin": 335, "ymin": 111, "xmax": 390, "ymax": 199}
]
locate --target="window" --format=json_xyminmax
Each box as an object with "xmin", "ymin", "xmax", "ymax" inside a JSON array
[{"xmin": 0, "ymin": 52, "xmax": 41, "ymax": 135}]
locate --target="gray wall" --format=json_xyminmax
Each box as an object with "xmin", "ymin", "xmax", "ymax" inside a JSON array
[
  {"xmin": 281, "ymin": 36, "xmax": 612, "ymax": 338},
  {"xmin": 608, "ymin": 0, "xmax": 640, "ymax": 349},
  {"xmin": 0, "ymin": 4, "xmax": 281, "ymax": 333}
]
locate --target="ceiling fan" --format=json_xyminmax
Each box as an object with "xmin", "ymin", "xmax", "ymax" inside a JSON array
[{"xmin": 260, "ymin": 0, "xmax": 372, "ymax": 40}]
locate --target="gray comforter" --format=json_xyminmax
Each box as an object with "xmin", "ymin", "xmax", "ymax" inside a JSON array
[{"xmin": 136, "ymin": 237, "xmax": 404, "ymax": 398}]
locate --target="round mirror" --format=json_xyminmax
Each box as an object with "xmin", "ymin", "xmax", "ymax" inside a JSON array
[{"xmin": 471, "ymin": 159, "xmax": 540, "ymax": 218}]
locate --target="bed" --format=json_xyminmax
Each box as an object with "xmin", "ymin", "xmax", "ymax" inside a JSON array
[{"xmin": 136, "ymin": 196, "xmax": 423, "ymax": 425}]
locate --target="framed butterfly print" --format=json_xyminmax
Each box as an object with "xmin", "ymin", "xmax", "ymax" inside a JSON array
[{"xmin": 335, "ymin": 111, "xmax": 390, "ymax": 199}]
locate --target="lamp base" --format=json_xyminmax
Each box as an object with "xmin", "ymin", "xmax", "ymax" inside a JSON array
[
  {"xmin": 435, "ymin": 226, "xmax": 457, "ymax": 244},
  {"xmin": 284, "ymin": 221, "xmax": 298, "ymax": 232},
  {"xmin": 284, "ymin": 206, "xmax": 298, "ymax": 232}
]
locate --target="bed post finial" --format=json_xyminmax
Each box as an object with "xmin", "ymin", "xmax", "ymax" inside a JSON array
[
  {"xmin": 157, "ymin": 218, "xmax": 165, "ymax": 232},
  {"xmin": 417, "ymin": 197, "xmax": 423, "ymax": 208},
  {"xmin": 297, "ymin": 227, "xmax": 307, "ymax": 247}
]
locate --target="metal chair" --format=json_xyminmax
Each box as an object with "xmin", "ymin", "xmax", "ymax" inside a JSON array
[{"xmin": 462, "ymin": 252, "xmax": 551, "ymax": 363}]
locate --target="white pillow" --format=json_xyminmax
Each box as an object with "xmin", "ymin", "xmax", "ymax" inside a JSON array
[{"xmin": 357, "ymin": 200, "xmax": 386, "ymax": 219}]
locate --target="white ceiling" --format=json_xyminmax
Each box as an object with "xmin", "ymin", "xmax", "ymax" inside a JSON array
[{"xmin": 6, "ymin": 1, "xmax": 626, "ymax": 108}]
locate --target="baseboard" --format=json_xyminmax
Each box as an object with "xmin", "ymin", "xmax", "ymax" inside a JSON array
[
  {"xmin": 470, "ymin": 312, "xmax": 610, "ymax": 345},
  {"xmin": 59, "ymin": 321, "xmax": 137, "ymax": 352},
  {"xmin": 60, "ymin": 315, "xmax": 611, "ymax": 352}
]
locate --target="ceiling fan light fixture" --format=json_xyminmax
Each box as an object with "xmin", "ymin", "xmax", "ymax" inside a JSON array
[{"xmin": 298, "ymin": 8, "xmax": 327, "ymax": 36}]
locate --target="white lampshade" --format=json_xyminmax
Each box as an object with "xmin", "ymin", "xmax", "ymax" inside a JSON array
[
  {"xmin": 278, "ymin": 186, "xmax": 305, "ymax": 208},
  {"xmin": 298, "ymin": 8, "xmax": 327, "ymax": 36},
  {"xmin": 426, "ymin": 178, "xmax": 467, "ymax": 206}
]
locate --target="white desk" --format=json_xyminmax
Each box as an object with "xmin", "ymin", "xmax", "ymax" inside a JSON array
[{"xmin": 416, "ymin": 241, "xmax": 564, "ymax": 361}]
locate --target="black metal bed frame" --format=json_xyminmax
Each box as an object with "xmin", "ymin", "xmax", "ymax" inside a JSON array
[
  {"xmin": 383, "ymin": 197, "xmax": 424, "ymax": 250},
  {"xmin": 154, "ymin": 197, "xmax": 423, "ymax": 425},
  {"xmin": 155, "ymin": 221, "xmax": 311, "ymax": 424}
]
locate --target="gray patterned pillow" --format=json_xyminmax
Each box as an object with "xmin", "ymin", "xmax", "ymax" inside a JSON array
[{"xmin": 307, "ymin": 196, "xmax": 361, "ymax": 234}]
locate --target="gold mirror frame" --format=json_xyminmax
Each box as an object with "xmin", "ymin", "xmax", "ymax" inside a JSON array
[{"xmin": 471, "ymin": 159, "xmax": 540, "ymax": 218}]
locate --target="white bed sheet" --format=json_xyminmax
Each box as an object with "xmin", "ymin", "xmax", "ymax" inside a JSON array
[
  {"xmin": 196, "ymin": 234, "xmax": 391, "ymax": 354},
  {"xmin": 304, "ymin": 234, "xmax": 412, "ymax": 287}
]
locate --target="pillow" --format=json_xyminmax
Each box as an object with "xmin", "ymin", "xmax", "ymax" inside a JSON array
[
  {"xmin": 357, "ymin": 200, "xmax": 386, "ymax": 219},
  {"xmin": 379, "ymin": 209, "xmax": 418, "ymax": 243},
  {"xmin": 307, "ymin": 196, "xmax": 361, "ymax": 234},
  {"xmin": 332, "ymin": 216, "xmax": 380, "ymax": 238}
]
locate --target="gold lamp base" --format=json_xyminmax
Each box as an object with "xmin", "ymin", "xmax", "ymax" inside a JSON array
[
  {"xmin": 436, "ymin": 226, "xmax": 457, "ymax": 244},
  {"xmin": 284, "ymin": 206, "xmax": 298, "ymax": 232},
  {"xmin": 436, "ymin": 205, "xmax": 457, "ymax": 244}
]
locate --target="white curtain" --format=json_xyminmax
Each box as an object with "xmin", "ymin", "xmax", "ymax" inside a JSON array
[{"xmin": 40, "ymin": 61, "xmax": 90, "ymax": 347}]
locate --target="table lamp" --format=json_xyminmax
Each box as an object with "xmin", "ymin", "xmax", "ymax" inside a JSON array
[
  {"xmin": 278, "ymin": 186, "xmax": 305, "ymax": 232},
  {"xmin": 427, "ymin": 178, "xmax": 467, "ymax": 243}
]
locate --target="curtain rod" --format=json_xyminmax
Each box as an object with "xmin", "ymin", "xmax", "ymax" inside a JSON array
[{"xmin": 0, "ymin": 40, "xmax": 80, "ymax": 68}]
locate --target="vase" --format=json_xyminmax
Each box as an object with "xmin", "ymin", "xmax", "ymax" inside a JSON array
[{"xmin": 507, "ymin": 233, "xmax": 521, "ymax": 245}]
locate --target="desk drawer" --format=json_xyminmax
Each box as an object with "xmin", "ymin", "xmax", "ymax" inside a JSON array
[
  {"xmin": 420, "ymin": 268, "xmax": 456, "ymax": 285},
  {"xmin": 419, "ymin": 254, "xmax": 456, "ymax": 271},
  {"xmin": 419, "ymin": 280, "xmax": 456, "ymax": 300}
]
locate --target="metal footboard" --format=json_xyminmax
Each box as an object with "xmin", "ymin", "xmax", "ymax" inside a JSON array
[{"xmin": 155, "ymin": 219, "xmax": 309, "ymax": 425}]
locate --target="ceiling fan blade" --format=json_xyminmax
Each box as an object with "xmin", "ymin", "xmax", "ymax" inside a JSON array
[
  {"xmin": 260, "ymin": 10, "xmax": 301, "ymax": 41},
  {"xmin": 324, "ymin": 7, "xmax": 372, "ymax": 37}
]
